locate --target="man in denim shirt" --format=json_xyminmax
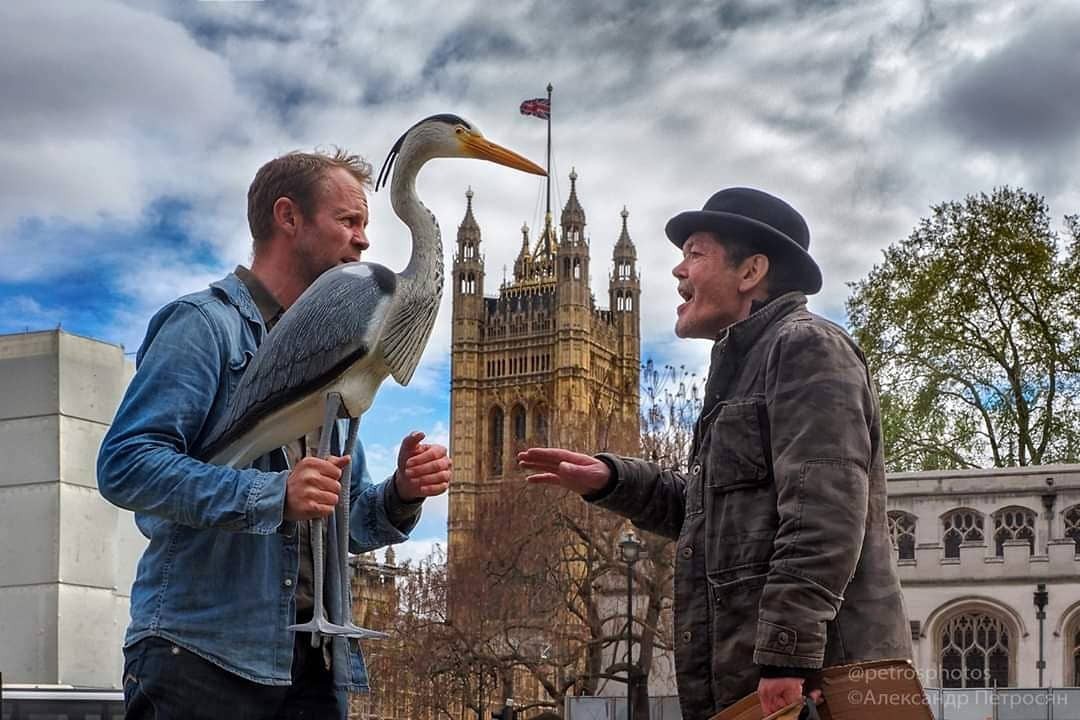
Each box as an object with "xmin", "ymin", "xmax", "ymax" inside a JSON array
[{"xmin": 98, "ymin": 149, "xmax": 452, "ymax": 719}]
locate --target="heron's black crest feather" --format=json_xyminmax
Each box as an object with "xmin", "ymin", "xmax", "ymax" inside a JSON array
[{"xmin": 375, "ymin": 114, "xmax": 472, "ymax": 192}]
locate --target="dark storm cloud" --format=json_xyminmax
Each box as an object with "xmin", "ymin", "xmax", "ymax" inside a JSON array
[
  {"xmin": 422, "ymin": 21, "xmax": 527, "ymax": 79},
  {"xmin": 841, "ymin": 39, "xmax": 876, "ymax": 100},
  {"xmin": 936, "ymin": 8, "xmax": 1080, "ymax": 150},
  {"xmin": 8, "ymin": 0, "xmax": 1079, "ymax": 382},
  {"xmin": 908, "ymin": 0, "xmax": 948, "ymax": 49},
  {"xmin": 716, "ymin": 0, "xmax": 846, "ymax": 30},
  {"xmin": 716, "ymin": 0, "xmax": 783, "ymax": 30}
]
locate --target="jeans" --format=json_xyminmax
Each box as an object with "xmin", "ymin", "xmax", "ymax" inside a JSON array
[{"xmin": 122, "ymin": 636, "xmax": 346, "ymax": 720}]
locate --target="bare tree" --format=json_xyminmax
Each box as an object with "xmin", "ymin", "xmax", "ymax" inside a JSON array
[{"xmin": 363, "ymin": 361, "xmax": 700, "ymax": 720}]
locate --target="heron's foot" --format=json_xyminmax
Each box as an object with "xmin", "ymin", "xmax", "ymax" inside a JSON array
[
  {"xmin": 288, "ymin": 616, "xmax": 358, "ymax": 637},
  {"xmin": 338, "ymin": 621, "xmax": 389, "ymax": 641}
]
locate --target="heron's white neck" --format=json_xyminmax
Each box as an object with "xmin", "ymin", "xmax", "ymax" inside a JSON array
[{"xmin": 390, "ymin": 149, "xmax": 443, "ymax": 294}]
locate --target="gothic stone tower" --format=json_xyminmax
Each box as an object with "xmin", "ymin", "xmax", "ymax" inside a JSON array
[{"xmin": 448, "ymin": 171, "xmax": 641, "ymax": 567}]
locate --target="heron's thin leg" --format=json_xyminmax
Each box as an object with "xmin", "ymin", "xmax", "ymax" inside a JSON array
[
  {"xmin": 308, "ymin": 514, "xmax": 327, "ymax": 647},
  {"xmin": 336, "ymin": 418, "xmax": 360, "ymax": 627},
  {"xmin": 288, "ymin": 392, "xmax": 351, "ymax": 642},
  {"xmin": 332, "ymin": 416, "xmax": 389, "ymax": 641}
]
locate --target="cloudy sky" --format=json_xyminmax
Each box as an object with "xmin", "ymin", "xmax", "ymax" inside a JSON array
[{"xmin": 3, "ymin": 0, "xmax": 1078, "ymax": 563}]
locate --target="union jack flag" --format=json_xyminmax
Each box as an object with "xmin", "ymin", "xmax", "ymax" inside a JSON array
[{"xmin": 519, "ymin": 97, "xmax": 550, "ymax": 120}]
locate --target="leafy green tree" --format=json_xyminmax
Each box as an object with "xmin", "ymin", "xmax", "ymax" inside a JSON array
[{"xmin": 847, "ymin": 187, "xmax": 1080, "ymax": 470}]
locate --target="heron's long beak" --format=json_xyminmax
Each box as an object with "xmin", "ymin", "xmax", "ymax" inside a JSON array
[{"xmin": 462, "ymin": 134, "xmax": 546, "ymax": 176}]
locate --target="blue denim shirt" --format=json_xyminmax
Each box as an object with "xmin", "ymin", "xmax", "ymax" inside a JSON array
[{"xmin": 97, "ymin": 272, "xmax": 416, "ymax": 691}]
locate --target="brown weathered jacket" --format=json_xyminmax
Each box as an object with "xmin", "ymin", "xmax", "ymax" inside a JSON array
[{"xmin": 592, "ymin": 293, "xmax": 911, "ymax": 719}]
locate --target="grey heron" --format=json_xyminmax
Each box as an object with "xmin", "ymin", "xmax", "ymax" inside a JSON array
[{"xmin": 200, "ymin": 114, "xmax": 545, "ymax": 640}]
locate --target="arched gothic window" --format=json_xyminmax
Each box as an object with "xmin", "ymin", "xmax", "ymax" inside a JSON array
[
  {"xmin": 512, "ymin": 404, "xmax": 527, "ymax": 443},
  {"xmin": 942, "ymin": 509, "xmax": 984, "ymax": 559},
  {"xmin": 1065, "ymin": 505, "xmax": 1080, "ymax": 555},
  {"xmin": 490, "ymin": 407, "xmax": 504, "ymax": 476},
  {"xmin": 534, "ymin": 406, "xmax": 549, "ymax": 446},
  {"xmin": 993, "ymin": 506, "xmax": 1036, "ymax": 556},
  {"xmin": 1073, "ymin": 625, "xmax": 1080, "ymax": 687},
  {"xmin": 887, "ymin": 511, "xmax": 917, "ymax": 561},
  {"xmin": 939, "ymin": 612, "xmax": 1011, "ymax": 688}
]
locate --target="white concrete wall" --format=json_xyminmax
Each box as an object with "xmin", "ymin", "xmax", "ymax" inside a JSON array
[{"xmin": 0, "ymin": 330, "xmax": 143, "ymax": 688}]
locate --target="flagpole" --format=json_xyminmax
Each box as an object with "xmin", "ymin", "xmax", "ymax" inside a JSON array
[{"xmin": 546, "ymin": 83, "xmax": 552, "ymax": 222}]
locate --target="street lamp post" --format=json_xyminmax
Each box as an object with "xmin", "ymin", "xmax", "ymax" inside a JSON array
[
  {"xmin": 619, "ymin": 529, "xmax": 643, "ymax": 720},
  {"xmin": 1034, "ymin": 583, "xmax": 1048, "ymax": 687}
]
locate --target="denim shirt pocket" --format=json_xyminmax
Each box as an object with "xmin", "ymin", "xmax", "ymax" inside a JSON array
[{"xmin": 223, "ymin": 349, "xmax": 254, "ymax": 403}]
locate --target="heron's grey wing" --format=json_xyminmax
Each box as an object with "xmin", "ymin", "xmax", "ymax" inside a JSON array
[
  {"xmin": 381, "ymin": 288, "xmax": 439, "ymax": 386},
  {"xmin": 201, "ymin": 263, "xmax": 396, "ymax": 458},
  {"xmin": 381, "ymin": 222, "xmax": 444, "ymax": 386}
]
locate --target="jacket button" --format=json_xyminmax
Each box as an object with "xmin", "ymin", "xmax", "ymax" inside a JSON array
[
  {"xmin": 682, "ymin": 631, "xmax": 692, "ymax": 643},
  {"xmin": 284, "ymin": 578, "xmax": 294, "ymax": 587},
  {"xmin": 777, "ymin": 631, "xmax": 790, "ymax": 645},
  {"xmin": 680, "ymin": 547, "xmax": 693, "ymax": 559},
  {"xmin": 691, "ymin": 464, "xmax": 701, "ymax": 475}
]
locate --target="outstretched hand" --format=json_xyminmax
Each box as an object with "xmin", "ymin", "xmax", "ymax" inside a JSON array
[
  {"xmin": 394, "ymin": 431, "xmax": 452, "ymax": 502},
  {"xmin": 516, "ymin": 447, "xmax": 612, "ymax": 496}
]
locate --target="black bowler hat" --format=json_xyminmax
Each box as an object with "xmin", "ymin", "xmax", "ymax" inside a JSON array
[{"xmin": 664, "ymin": 187, "xmax": 822, "ymax": 295}]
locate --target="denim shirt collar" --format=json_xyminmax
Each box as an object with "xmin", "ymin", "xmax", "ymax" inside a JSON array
[{"xmin": 209, "ymin": 272, "xmax": 266, "ymax": 338}]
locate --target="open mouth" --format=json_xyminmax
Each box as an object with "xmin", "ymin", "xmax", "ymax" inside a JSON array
[
  {"xmin": 340, "ymin": 257, "xmax": 359, "ymax": 265},
  {"xmin": 676, "ymin": 285, "xmax": 693, "ymax": 315}
]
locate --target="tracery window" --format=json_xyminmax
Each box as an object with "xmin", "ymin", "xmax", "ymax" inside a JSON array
[
  {"xmin": 887, "ymin": 511, "xmax": 917, "ymax": 561},
  {"xmin": 534, "ymin": 407, "xmax": 549, "ymax": 446},
  {"xmin": 512, "ymin": 404, "xmax": 527, "ymax": 443},
  {"xmin": 1065, "ymin": 505, "xmax": 1080, "ymax": 555},
  {"xmin": 1073, "ymin": 627, "xmax": 1080, "ymax": 687},
  {"xmin": 993, "ymin": 506, "xmax": 1036, "ymax": 556},
  {"xmin": 939, "ymin": 612, "xmax": 1010, "ymax": 688},
  {"xmin": 942, "ymin": 509, "xmax": 984, "ymax": 559},
  {"xmin": 490, "ymin": 407, "xmax": 504, "ymax": 476}
]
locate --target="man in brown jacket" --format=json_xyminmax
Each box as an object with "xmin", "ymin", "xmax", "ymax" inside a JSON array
[{"xmin": 518, "ymin": 188, "xmax": 912, "ymax": 719}]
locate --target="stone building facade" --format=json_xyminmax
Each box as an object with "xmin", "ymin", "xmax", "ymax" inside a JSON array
[
  {"xmin": 888, "ymin": 463, "xmax": 1080, "ymax": 689},
  {"xmin": 447, "ymin": 171, "xmax": 642, "ymax": 569}
]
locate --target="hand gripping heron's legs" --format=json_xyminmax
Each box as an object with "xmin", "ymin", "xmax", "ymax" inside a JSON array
[
  {"xmin": 287, "ymin": 392, "xmax": 354, "ymax": 643},
  {"xmin": 334, "ymin": 416, "xmax": 389, "ymax": 641}
]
